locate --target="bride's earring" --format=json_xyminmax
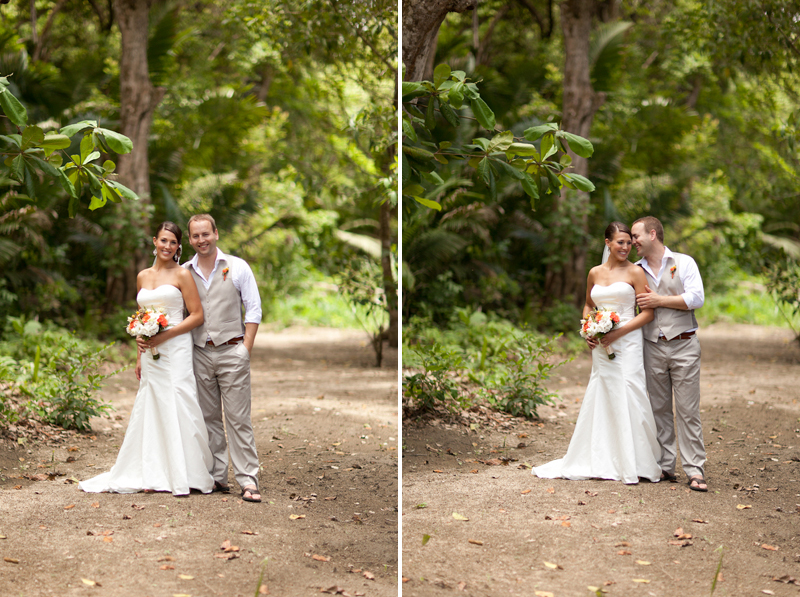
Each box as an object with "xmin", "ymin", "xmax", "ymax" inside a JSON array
[{"xmin": 153, "ymin": 248, "xmax": 157, "ymax": 256}]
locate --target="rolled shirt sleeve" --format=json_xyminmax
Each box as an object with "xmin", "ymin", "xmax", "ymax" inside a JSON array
[
  {"xmin": 231, "ymin": 256, "xmax": 262, "ymax": 325},
  {"xmin": 679, "ymin": 255, "xmax": 705, "ymax": 311}
]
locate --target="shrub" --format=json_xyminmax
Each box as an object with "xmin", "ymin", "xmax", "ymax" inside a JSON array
[
  {"xmin": 402, "ymin": 343, "xmax": 468, "ymax": 413},
  {"xmin": 0, "ymin": 316, "xmax": 122, "ymax": 431}
]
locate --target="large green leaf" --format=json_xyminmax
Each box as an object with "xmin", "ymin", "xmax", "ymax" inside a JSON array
[
  {"xmin": 470, "ymin": 97, "xmax": 495, "ymax": 131},
  {"xmin": 433, "ymin": 64, "xmax": 451, "ymax": 89},
  {"xmin": 29, "ymin": 155, "xmax": 61, "ymax": 178},
  {"xmin": 102, "ymin": 182, "xmax": 122, "ymax": 203},
  {"xmin": 425, "ymin": 98, "xmax": 436, "ymax": 130},
  {"xmin": 413, "ymin": 196, "xmax": 442, "ymax": 211},
  {"xmin": 9, "ymin": 154, "xmax": 23, "ymax": 181},
  {"xmin": 563, "ymin": 173, "xmax": 596, "ymax": 192},
  {"xmin": 487, "ymin": 130, "xmax": 514, "ymax": 153},
  {"xmin": 401, "ymin": 151, "xmax": 411, "ymax": 184},
  {"xmin": 540, "ymin": 134, "xmax": 557, "ymax": 160},
  {"xmin": 439, "ymin": 102, "xmax": 459, "ymax": 128},
  {"xmin": 97, "ymin": 128, "xmax": 133, "ymax": 154},
  {"xmin": 106, "ymin": 180, "xmax": 139, "ymax": 200},
  {"xmin": 58, "ymin": 170, "xmax": 77, "ymax": 198},
  {"xmin": 80, "ymin": 136, "xmax": 94, "ymax": 162},
  {"xmin": 523, "ymin": 123, "xmax": 558, "ymax": 142},
  {"xmin": 477, "ymin": 157, "xmax": 491, "ymax": 185},
  {"xmin": 41, "ymin": 133, "xmax": 71, "ymax": 154},
  {"xmin": 402, "ymin": 145, "xmax": 435, "ymax": 160},
  {"xmin": 402, "ymin": 115, "xmax": 417, "ymax": 142},
  {"xmin": 0, "ymin": 88, "xmax": 27, "ymax": 126},
  {"xmin": 88, "ymin": 194, "xmax": 106, "ymax": 211},
  {"xmin": 21, "ymin": 126, "xmax": 44, "ymax": 150},
  {"xmin": 493, "ymin": 159, "xmax": 525, "ymax": 180},
  {"xmin": 448, "ymin": 82, "xmax": 465, "ymax": 109},
  {"xmin": 403, "ymin": 183, "xmax": 425, "ymax": 196},
  {"xmin": 59, "ymin": 120, "xmax": 97, "ymax": 138},
  {"xmin": 505, "ymin": 143, "xmax": 539, "ymax": 158},
  {"xmin": 561, "ymin": 132, "xmax": 594, "ymax": 158},
  {"xmin": 521, "ymin": 172, "xmax": 539, "ymax": 203},
  {"xmin": 402, "ymin": 81, "xmax": 424, "ymax": 98}
]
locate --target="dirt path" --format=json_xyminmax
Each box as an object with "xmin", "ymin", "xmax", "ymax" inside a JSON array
[
  {"xmin": 402, "ymin": 324, "xmax": 800, "ymax": 597},
  {"xmin": 1, "ymin": 327, "xmax": 398, "ymax": 597}
]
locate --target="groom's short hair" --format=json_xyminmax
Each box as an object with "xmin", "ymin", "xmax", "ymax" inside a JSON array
[
  {"xmin": 633, "ymin": 216, "xmax": 664, "ymax": 243},
  {"xmin": 187, "ymin": 214, "xmax": 217, "ymax": 233}
]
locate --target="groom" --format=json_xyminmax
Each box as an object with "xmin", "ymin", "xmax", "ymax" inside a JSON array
[
  {"xmin": 185, "ymin": 214, "xmax": 263, "ymax": 502},
  {"xmin": 631, "ymin": 216, "xmax": 708, "ymax": 492}
]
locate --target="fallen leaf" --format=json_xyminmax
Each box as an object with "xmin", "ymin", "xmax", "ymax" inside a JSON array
[
  {"xmin": 91, "ymin": 502, "xmax": 99, "ymax": 508},
  {"xmin": 457, "ymin": 581, "xmax": 467, "ymax": 590},
  {"xmin": 773, "ymin": 575, "xmax": 800, "ymax": 585},
  {"xmin": 585, "ymin": 490, "xmax": 598, "ymax": 497},
  {"xmin": 160, "ymin": 565, "xmax": 175, "ymax": 570},
  {"xmin": 766, "ymin": 487, "xmax": 778, "ymax": 491},
  {"xmin": 543, "ymin": 562, "xmax": 563, "ymax": 570},
  {"xmin": 0, "ymin": 535, "xmax": 5, "ymax": 539},
  {"xmin": 668, "ymin": 540, "xmax": 693, "ymax": 546},
  {"xmin": 673, "ymin": 527, "xmax": 684, "ymax": 536},
  {"xmin": 452, "ymin": 512, "xmax": 469, "ymax": 521},
  {"xmin": 214, "ymin": 553, "xmax": 239, "ymax": 560},
  {"xmin": 632, "ymin": 579, "xmax": 650, "ymax": 584},
  {"xmin": 470, "ymin": 469, "xmax": 478, "ymax": 474},
  {"xmin": 153, "ymin": 523, "xmax": 162, "ymax": 528},
  {"xmin": 259, "ymin": 585, "xmax": 269, "ymax": 595},
  {"xmin": 534, "ymin": 591, "xmax": 555, "ymax": 597},
  {"xmin": 241, "ymin": 530, "xmax": 258, "ymax": 535},
  {"xmin": 363, "ymin": 571, "xmax": 375, "ymax": 580},
  {"xmin": 468, "ymin": 539, "xmax": 483, "ymax": 545},
  {"xmin": 762, "ymin": 544, "xmax": 779, "ymax": 551},
  {"xmin": 289, "ymin": 514, "xmax": 305, "ymax": 520},
  {"xmin": 63, "ymin": 504, "xmax": 75, "ymax": 510},
  {"xmin": 617, "ymin": 550, "xmax": 632, "ymax": 556},
  {"xmin": 561, "ymin": 521, "xmax": 571, "ymax": 527},
  {"xmin": 122, "ymin": 514, "xmax": 132, "ymax": 520},
  {"xmin": 157, "ymin": 556, "xmax": 176, "ymax": 562},
  {"xmin": 4, "ymin": 557, "xmax": 19, "ymax": 564},
  {"xmin": 521, "ymin": 489, "xmax": 531, "ymax": 494},
  {"xmin": 102, "ymin": 536, "xmax": 113, "ymax": 543},
  {"xmin": 762, "ymin": 591, "xmax": 776, "ymax": 595},
  {"xmin": 737, "ymin": 504, "xmax": 752, "ymax": 510},
  {"xmin": 636, "ymin": 560, "xmax": 651, "ymax": 566},
  {"xmin": 615, "ymin": 542, "xmax": 631, "ymax": 547},
  {"xmin": 546, "ymin": 487, "xmax": 555, "ymax": 494},
  {"xmin": 132, "ymin": 504, "xmax": 145, "ymax": 510},
  {"xmin": 692, "ymin": 519, "xmax": 708, "ymax": 523},
  {"xmin": 607, "ymin": 509, "xmax": 616, "ymax": 514},
  {"xmin": 433, "ymin": 470, "xmax": 444, "ymax": 473},
  {"xmin": 81, "ymin": 578, "xmax": 99, "ymax": 586},
  {"xmin": 312, "ymin": 554, "xmax": 331, "ymax": 562},
  {"xmin": 422, "ymin": 534, "xmax": 430, "ymax": 546}
]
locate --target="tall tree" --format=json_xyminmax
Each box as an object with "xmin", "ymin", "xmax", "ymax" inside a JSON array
[{"xmin": 107, "ymin": 0, "xmax": 164, "ymax": 305}]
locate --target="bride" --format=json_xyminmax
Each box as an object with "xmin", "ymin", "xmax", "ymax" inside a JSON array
[
  {"xmin": 532, "ymin": 222, "xmax": 662, "ymax": 484},
  {"xmin": 80, "ymin": 222, "xmax": 215, "ymax": 496}
]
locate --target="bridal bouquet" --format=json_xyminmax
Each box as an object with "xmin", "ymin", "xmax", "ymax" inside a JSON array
[
  {"xmin": 126, "ymin": 308, "xmax": 169, "ymax": 360},
  {"xmin": 580, "ymin": 308, "xmax": 621, "ymax": 359}
]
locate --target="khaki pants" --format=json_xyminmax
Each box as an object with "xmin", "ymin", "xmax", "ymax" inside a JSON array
[
  {"xmin": 193, "ymin": 342, "xmax": 259, "ymax": 490},
  {"xmin": 643, "ymin": 335, "xmax": 705, "ymax": 479}
]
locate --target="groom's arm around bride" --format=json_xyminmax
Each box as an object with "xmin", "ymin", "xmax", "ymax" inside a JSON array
[{"xmin": 631, "ymin": 216, "xmax": 708, "ymax": 492}]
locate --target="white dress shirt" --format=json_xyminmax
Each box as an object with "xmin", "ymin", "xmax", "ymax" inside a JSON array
[
  {"xmin": 636, "ymin": 247, "xmax": 704, "ymax": 335},
  {"xmin": 184, "ymin": 248, "xmax": 262, "ymax": 326}
]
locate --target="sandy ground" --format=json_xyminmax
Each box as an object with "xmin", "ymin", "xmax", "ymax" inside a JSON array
[
  {"xmin": 402, "ymin": 323, "xmax": 800, "ymax": 597},
  {"xmin": 1, "ymin": 327, "xmax": 399, "ymax": 597}
]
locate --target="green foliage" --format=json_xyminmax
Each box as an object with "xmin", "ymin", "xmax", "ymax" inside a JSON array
[
  {"xmin": 402, "ymin": 343, "xmax": 467, "ymax": 413},
  {"xmin": 0, "ymin": 74, "xmax": 138, "ymax": 212},
  {"xmin": 404, "ymin": 309, "xmax": 568, "ymax": 419},
  {"xmin": 339, "ymin": 257, "xmax": 389, "ymax": 366},
  {"xmin": 403, "ymin": 67, "xmax": 595, "ymax": 210},
  {"xmin": 0, "ymin": 317, "xmax": 121, "ymax": 430}
]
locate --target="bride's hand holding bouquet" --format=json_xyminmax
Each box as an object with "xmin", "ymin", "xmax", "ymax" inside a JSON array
[{"xmin": 580, "ymin": 307, "xmax": 621, "ymax": 359}]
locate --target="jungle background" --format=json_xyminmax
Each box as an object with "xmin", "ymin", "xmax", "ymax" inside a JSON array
[
  {"xmin": 401, "ymin": 0, "xmax": 800, "ymax": 418},
  {"xmin": 0, "ymin": 0, "xmax": 397, "ymax": 430}
]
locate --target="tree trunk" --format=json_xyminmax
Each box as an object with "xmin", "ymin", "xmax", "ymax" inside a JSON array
[
  {"xmin": 545, "ymin": 0, "xmax": 607, "ymax": 307},
  {"xmin": 106, "ymin": 0, "xmax": 165, "ymax": 308},
  {"xmin": 402, "ymin": 0, "xmax": 478, "ymax": 81},
  {"xmin": 380, "ymin": 69, "xmax": 399, "ymax": 348}
]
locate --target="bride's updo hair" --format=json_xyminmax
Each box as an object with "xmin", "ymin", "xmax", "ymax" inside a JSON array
[
  {"xmin": 604, "ymin": 221, "xmax": 631, "ymax": 241},
  {"xmin": 155, "ymin": 221, "xmax": 183, "ymax": 263}
]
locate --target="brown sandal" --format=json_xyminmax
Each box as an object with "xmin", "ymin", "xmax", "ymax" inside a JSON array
[{"xmin": 688, "ymin": 475, "xmax": 708, "ymax": 492}]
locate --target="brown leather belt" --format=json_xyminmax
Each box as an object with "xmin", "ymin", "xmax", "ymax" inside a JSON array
[
  {"xmin": 205, "ymin": 337, "xmax": 243, "ymax": 347},
  {"xmin": 662, "ymin": 331, "xmax": 696, "ymax": 341}
]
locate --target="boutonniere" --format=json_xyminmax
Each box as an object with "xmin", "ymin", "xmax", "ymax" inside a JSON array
[
  {"xmin": 670, "ymin": 265, "xmax": 677, "ymax": 279},
  {"xmin": 222, "ymin": 267, "xmax": 229, "ymax": 281}
]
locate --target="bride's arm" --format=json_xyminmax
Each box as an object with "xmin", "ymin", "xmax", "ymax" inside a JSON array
[
  {"xmin": 584, "ymin": 269, "xmax": 599, "ymax": 349},
  {"xmin": 142, "ymin": 269, "xmax": 204, "ymax": 349},
  {"xmin": 599, "ymin": 268, "xmax": 654, "ymax": 347}
]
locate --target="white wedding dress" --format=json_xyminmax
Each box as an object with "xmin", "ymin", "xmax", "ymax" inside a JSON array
[
  {"xmin": 532, "ymin": 282, "xmax": 662, "ymax": 484},
  {"xmin": 80, "ymin": 285, "xmax": 215, "ymax": 496}
]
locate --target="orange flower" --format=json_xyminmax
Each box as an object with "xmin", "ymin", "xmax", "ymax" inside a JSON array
[
  {"xmin": 157, "ymin": 315, "xmax": 168, "ymax": 327},
  {"xmin": 611, "ymin": 313, "xmax": 620, "ymax": 323},
  {"xmin": 142, "ymin": 313, "xmax": 150, "ymax": 323},
  {"xmin": 670, "ymin": 265, "xmax": 677, "ymax": 279}
]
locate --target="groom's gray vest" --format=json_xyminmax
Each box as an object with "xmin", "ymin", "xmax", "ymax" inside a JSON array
[
  {"xmin": 188, "ymin": 260, "xmax": 245, "ymax": 347},
  {"xmin": 639, "ymin": 253, "xmax": 698, "ymax": 343}
]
